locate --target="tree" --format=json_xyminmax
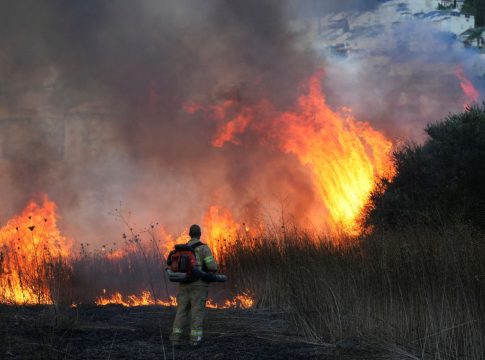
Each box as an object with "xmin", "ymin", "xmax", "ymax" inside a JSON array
[
  {"xmin": 462, "ymin": 0, "xmax": 485, "ymax": 27},
  {"xmin": 363, "ymin": 104, "xmax": 485, "ymax": 230},
  {"xmin": 461, "ymin": 27, "xmax": 485, "ymax": 47},
  {"xmin": 476, "ymin": 0, "xmax": 485, "ymax": 27}
]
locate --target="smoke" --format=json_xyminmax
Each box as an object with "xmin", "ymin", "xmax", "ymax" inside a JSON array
[
  {"xmin": 321, "ymin": 19, "xmax": 485, "ymax": 141},
  {"xmin": 0, "ymin": 0, "xmax": 319, "ymax": 240},
  {"xmin": 0, "ymin": 0, "xmax": 483, "ymax": 243}
]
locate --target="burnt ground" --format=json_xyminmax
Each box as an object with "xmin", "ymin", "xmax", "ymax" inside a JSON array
[{"xmin": 0, "ymin": 305, "xmax": 414, "ymax": 360}]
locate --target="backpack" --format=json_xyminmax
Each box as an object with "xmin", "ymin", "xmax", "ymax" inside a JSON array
[{"xmin": 166, "ymin": 242, "xmax": 204, "ymax": 282}]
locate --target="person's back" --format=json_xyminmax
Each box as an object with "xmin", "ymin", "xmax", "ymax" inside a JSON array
[{"xmin": 169, "ymin": 224, "xmax": 218, "ymax": 346}]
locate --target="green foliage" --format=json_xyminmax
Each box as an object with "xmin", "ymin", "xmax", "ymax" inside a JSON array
[
  {"xmin": 437, "ymin": 3, "xmax": 454, "ymax": 10},
  {"xmin": 364, "ymin": 104, "xmax": 485, "ymax": 230},
  {"xmin": 461, "ymin": 27, "xmax": 485, "ymax": 47},
  {"xmin": 462, "ymin": 0, "xmax": 485, "ymax": 26}
]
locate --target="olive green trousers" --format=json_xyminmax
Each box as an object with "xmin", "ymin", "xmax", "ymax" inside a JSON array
[{"xmin": 170, "ymin": 283, "xmax": 208, "ymax": 341}]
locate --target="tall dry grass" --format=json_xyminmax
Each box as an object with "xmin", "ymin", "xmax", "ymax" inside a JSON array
[
  {"xmin": 223, "ymin": 223, "xmax": 485, "ymax": 359},
  {"xmin": 2, "ymin": 215, "xmax": 484, "ymax": 358}
]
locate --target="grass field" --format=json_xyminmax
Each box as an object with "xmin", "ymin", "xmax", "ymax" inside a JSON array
[
  {"xmin": 223, "ymin": 224, "xmax": 485, "ymax": 359},
  {"xmin": 1, "ymin": 222, "xmax": 484, "ymax": 359}
]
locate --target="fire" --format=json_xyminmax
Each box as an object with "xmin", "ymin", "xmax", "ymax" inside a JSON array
[
  {"xmin": 0, "ymin": 197, "xmax": 71, "ymax": 304},
  {"xmin": 159, "ymin": 226, "xmax": 190, "ymax": 257},
  {"xmin": 0, "ymin": 198, "xmax": 253, "ymax": 308},
  {"xmin": 455, "ymin": 65, "xmax": 480, "ymax": 107},
  {"xmin": 273, "ymin": 73, "xmax": 394, "ymax": 234},
  {"xmin": 95, "ymin": 290, "xmax": 254, "ymax": 309},
  {"xmin": 105, "ymin": 248, "xmax": 128, "ymax": 261},
  {"xmin": 206, "ymin": 293, "xmax": 254, "ymax": 309},
  {"xmin": 203, "ymin": 205, "xmax": 240, "ymax": 258},
  {"xmin": 95, "ymin": 291, "xmax": 177, "ymax": 307},
  {"xmin": 191, "ymin": 71, "xmax": 395, "ymax": 235}
]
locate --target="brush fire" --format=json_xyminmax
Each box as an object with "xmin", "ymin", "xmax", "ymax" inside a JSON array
[
  {"xmin": 1, "ymin": 63, "xmax": 482, "ymax": 311},
  {"xmin": 187, "ymin": 71, "xmax": 395, "ymax": 235},
  {"xmin": 0, "ymin": 197, "xmax": 71, "ymax": 305},
  {"xmin": 0, "ymin": 71, "xmax": 397, "ymax": 308},
  {"xmin": 1, "ymin": 0, "xmax": 485, "ymax": 358},
  {"xmin": 0, "ymin": 197, "xmax": 253, "ymax": 308}
]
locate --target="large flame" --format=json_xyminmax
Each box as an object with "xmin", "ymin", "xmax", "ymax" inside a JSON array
[
  {"xmin": 195, "ymin": 71, "xmax": 395, "ymax": 235},
  {"xmin": 0, "ymin": 197, "xmax": 71, "ymax": 304},
  {"xmin": 273, "ymin": 72, "xmax": 394, "ymax": 234}
]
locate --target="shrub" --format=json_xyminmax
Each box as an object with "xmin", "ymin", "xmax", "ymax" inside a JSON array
[{"xmin": 364, "ymin": 104, "xmax": 485, "ymax": 230}]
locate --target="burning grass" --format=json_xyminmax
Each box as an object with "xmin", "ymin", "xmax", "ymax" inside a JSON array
[
  {"xmin": 0, "ymin": 199, "xmax": 251, "ymax": 308},
  {"xmin": 1, "ymin": 198, "xmax": 484, "ymax": 358},
  {"xmin": 0, "ymin": 197, "xmax": 71, "ymax": 305}
]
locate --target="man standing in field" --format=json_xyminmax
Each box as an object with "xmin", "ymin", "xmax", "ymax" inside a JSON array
[{"xmin": 169, "ymin": 224, "xmax": 218, "ymax": 347}]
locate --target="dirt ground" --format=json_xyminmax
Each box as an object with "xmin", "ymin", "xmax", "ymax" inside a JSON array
[{"xmin": 0, "ymin": 305, "xmax": 410, "ymax": 359}]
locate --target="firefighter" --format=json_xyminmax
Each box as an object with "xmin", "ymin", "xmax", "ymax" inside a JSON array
[{"xmin": 169, "ymin": 224, "xmax": 218, "ymax": 347}]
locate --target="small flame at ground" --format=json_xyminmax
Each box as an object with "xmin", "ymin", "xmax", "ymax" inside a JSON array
[
  {"xmin": 95, "ymin": 291, "xmax": 178, "ymax": 307},
  {"xmin": 95, "ymin": 290, "xmax": 254, "ymax": 309},
  {"xmin": 206, "ymin": 293, "xmax": 254, "ymax": 309}
]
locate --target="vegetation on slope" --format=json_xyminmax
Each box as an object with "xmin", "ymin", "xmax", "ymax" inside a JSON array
[{"xmin": 364, "ymin": 104, "xmax": 485, "ymax": 231}]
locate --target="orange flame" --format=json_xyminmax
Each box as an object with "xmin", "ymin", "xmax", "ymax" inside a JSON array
[
  {"xmin": 455, "ymin": 65, "xmax": 480, "ymax": 108},
  {"xmin": 159, "ymin": 226, "xmax": 190, "ymax": 257},
  {"xmin": 274, "ymin": 73, "xmax": 394, "ymax": 234},
  {"xmin": 0, "ymin": 199, "xmax": 253, "ymax": 308},
  {"xmin": 192, "ymin": 71, "xmax": 395, "ymax": 235},
  {"xmin": 95, "ymin": 291, "xmax": 177, "ymax": 307},
  {"xmin": 95, "ymin": 290, "xmax": 253, "ymax": 309},
  {"xmin": 0, "ymin": 197, "xmax": 71, "ymax": 304},
  {"xmin": 206, "ymin": 293, "xmax": 254, "ymax": 309},
  {"xmin": 203, "ymin": 205, "xmax": 240, "ymax": 258}
]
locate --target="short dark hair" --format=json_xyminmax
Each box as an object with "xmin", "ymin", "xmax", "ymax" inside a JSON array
[{"xmin": 189, "ymin": 224, "xmax": 201, "ymax": 238}]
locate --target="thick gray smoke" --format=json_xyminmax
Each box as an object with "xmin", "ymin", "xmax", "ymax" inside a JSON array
[
  {"xmin": 0, "ymin": 0, "xmax": 483, "ymax": 244},
  {"xmin": 0, "ymin": 0, "xmax": 318, "ymax": 241}
]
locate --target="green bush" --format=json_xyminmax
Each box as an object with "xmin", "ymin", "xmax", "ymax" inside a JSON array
[
  {"xmin": 462, "ymin": 0, "xmax": 485, "ymax": 26},
  {"xmin": 364, "ymin": 104, "xmax": 485, "ymax": 230}
]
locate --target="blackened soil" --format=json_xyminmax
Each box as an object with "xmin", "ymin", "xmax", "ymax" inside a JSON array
[{"xmin": 0, "ymin": 305, "xmax": 402, "ymax": 359}]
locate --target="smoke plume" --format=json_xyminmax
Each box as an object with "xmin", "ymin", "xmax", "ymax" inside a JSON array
[{"xmin": 0, "ymin": 0, "xmax": 483, "ymax": 243}]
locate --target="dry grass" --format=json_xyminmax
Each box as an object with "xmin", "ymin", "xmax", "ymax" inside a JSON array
[
  {"xmin": 2, "ymin": 217, "xmax": 484, "ymax": 358},
  {"xmin": 223, "ymin": 223, "xmax": 485, "ymax": 359}
]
